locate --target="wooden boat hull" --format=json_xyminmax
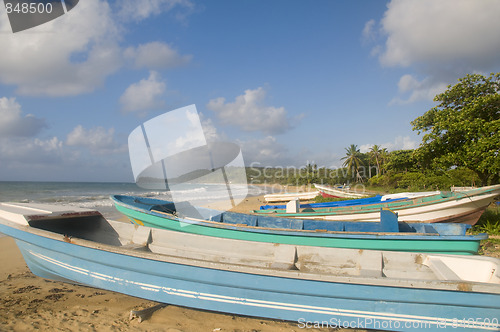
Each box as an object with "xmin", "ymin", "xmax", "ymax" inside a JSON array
[
  {"xmin": 264, "ymin": 191, "xmax": 319, "ymax": 202},
  {"xmin": 112, "ymin": 196, "xmax": 486, "ymax": 255},
  {"xmin": 256, "ymin": 185, "xmax": 500, "ymax": 225},
  {"xmin": 259, "ymin": 191, "xmax": 440, "ymax": 210},
  {"xmin": 0, "ymin": 205, "xmax": 499, "ymax": 332},
  {"xmin": 314, "ymin": 183, "xmax": 368, "ymax": 198}
]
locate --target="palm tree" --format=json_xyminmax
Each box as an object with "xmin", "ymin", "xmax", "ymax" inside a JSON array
[
  {"xmin": 369, "ymin": 145, "xmax": 383, "ymax": 176},
  {"xmin": 379, "ymin": 148, "xmax": 389, "ymax": 174},
  {"xmin": 341, "ymin": 144, "xmax": 364, "ymax": 182},
  {"xmin": 304, "ymin": 163, "xmax": 316, "ymax": 184}
]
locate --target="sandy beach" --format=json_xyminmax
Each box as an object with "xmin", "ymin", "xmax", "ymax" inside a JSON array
[{"xmin": 0, "ymin": 192, "xmax": 355, "ymax": 332}]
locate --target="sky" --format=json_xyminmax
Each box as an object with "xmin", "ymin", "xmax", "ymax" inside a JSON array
[{"xmin": 1, "ymin": 0, "xmax": 500, "ymax": 182}]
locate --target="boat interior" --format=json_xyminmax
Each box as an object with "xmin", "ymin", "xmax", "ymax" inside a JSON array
[
  {"xmin": 21, "ymin": 209, "xmax": 500, "ymax": 286},
  {"xmin": 126, "ymin": 197, "xmax": 470, "ymax": 235}
]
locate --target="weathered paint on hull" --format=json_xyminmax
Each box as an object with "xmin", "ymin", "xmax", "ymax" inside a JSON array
[
  {"xmin": 1, "ymin": 225, "xmax": 498, "ymax": 332},
  {"xmin": 264, "ymin": 191, "xmax": 319, "ymax": 202},
  {"xmin": 114, "ymin": 204, "xmax": 482, "ymax": 255},
  {"xmin": 258, "ymin": 191, "xmax": 500, "ymax": 225},
  {"xmin": 319, "ymin": 190, "xmax": 340, "ymax": 198}
]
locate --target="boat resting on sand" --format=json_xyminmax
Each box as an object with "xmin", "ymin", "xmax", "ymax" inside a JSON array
[
  {"xmin": 111, "ymin": 195, "xmax": 487, "ymax": 254},
  {"xmin": 313, "ymin": 183, "xmax": 368, "ymax": 198},
  {"xmin": 254, "ymin": 185, "xmax": 500, "ymax": 225},
  {"xmin": 259, "ymin": 191, "xmax": 440, "ymax": 210},
  {"xmin": 264, "ymin": 191, "xmax": 319, "ymax": 202},
  {"xmin": 0, "ymin": 202, "xmax": 499, "ymax": 331}
]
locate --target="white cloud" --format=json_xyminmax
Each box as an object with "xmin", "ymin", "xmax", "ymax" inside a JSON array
[
  {"xmin": 0, "ymin": 135, "xmax": 131, "ymax": 181},
  {"xmin": 367, "ymin": 0, "xmax": 500, "ymax": 103},
  {"xmin": 0, "ymin": 0, "xmax": 195, "ymax": 97},
  {"xmin": 207, "ymin": 87, "xmax": 294, "ymax": 135},
  {"xmin": 120, "ymin": 71, "xmax": 166, "ymax": 114},
  {"xmin": 124, "ymin": 42, "xmax": 192, "ymax": 69},
  {"xmin": 0, "ymin": 137, "xmax": 63, "ymax": 164},
  {"xmin": 379, "ymin": 0, "xmax": 500, "ymax": 68},
  {"xmin": 238, "ymin": 136, "xmax": 290, "ymax": 166},
  {"xmin": 198, "ymin": 113, "xmax": 223, "ymax": 143},
  {"xmin": 361, "ymin": 19, "xmax": 376, "ymax": 44},
  {"xmin": 0, "ymin": 97, "xmax": 47, "ymax": 137},
  {"xmin": 66, "ymin": 125, "xmax": 125, "ymax": 155},
  {"xmin": 238, "ymin": 136, "xmax": 343, "ymax": 169},
  {"xmin": 118, "ymin": 0, "xmax": 194, "ymax": 22},
  {"xmin": 389, "ymin": 74, "xmax": 448, "ymax": 105},
  {"xmin": 360, "ymin": 136, "xmax": 419, "ymax": 153},
  {"xmin": 0, "ymin": 0, "xmax": 122, "ymax": 96}
]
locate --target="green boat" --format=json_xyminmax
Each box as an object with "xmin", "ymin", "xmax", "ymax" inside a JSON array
[
  {"xmin": 111, "ymin": 195, "xmax": 488, "ymax": 255},
  {"xmin": 253, "ymin": 185, "xmax": 500, "ymax": 225}
]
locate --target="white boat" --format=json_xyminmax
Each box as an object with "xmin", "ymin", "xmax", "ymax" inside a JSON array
[
  {"xmin": 264, "ymin": 191, "xmax": 319, "ymax": 202},
  {"xmin": 381, "ymin": 191, "xmax": 441, "ymax": 201},
  {"xmin": 313, "ymin": 183, "xmax": 368, "ymax": 198},
  {"xmin": 256, "ymin": 185, "xmax": 500, "ymax": 225}
]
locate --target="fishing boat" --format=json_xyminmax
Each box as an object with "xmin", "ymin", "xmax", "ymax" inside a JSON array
[
  {"xmin": 260, "ymin": 191, "xmax": 440, "ymax": 210},
  {"xmin": 313, "ymin": 183, "xmax": 368, "ymax": 198},
  {"xmin": 0, "ymin": 202, "xmax": 499, "ymax": 331},
  {"xmin": 255, "ymin": 185, "xmax": 500, "ymax": 225},
  {"xmin": 264, "ymin": 191, "xmax": 319, "ymax": 202},
  {"xmin": 111, "ymin": 195, "xmax": 486, "ymax": 254}
]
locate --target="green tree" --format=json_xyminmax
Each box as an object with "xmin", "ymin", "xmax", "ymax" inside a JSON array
[
  {"xmin": 411, "ymin": 73, "xmax": 500, "ymax": 185},
  {"xmin": 304, "ymin": 163, "xmax": 318, "ymax": 184},
  {"xmin": 341, "ymin": 144, "xmax": 364, "ymax": 182},
  {"xmin": 385, "ymin": 150, "xmax": 421, "ymax": 174},
  {"xmin": 379, "ymin": 148, "xmax": 389, "ymax": 174},
  {"xmin": 369, "ymin": 145, "xmax": 383, "ymax": 176}
]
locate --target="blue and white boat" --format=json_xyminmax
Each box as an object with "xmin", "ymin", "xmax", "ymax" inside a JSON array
[
  {"xmin": 260, "ymin": 193, "xmax": 418, "ymax": 210},
  {"xmin": 0, "ymin": 201, "xmax": 499, "ymax": 332}
]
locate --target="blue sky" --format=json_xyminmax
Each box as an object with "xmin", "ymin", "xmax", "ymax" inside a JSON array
[{"xmin": 1, "ymin": 0, "xmax": 499, "ymax": 182}]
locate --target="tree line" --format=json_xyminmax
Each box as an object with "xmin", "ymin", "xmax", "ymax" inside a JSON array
[{"xmin": 248, "ymin": 73, "xmax": 500, "ymax": 190}]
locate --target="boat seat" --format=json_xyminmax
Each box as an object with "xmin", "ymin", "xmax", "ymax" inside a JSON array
[
  {"xmin": 397, "ymin": 222, "xmax": 469, "ymax": 235},
  {"xmin": 118, "ymin": 224, "xmax": 152, "ymax": 250},
  {"xmin": 148, "ymin": 228, "xmax": 297, "ymax": 270},
  {"xmin": 402, "ymin": 224, "xmax": 439, "ymax": 234},
  {"xmin": 121, "ymin": 243, "xmax": 151, "ymax": 251},
  {"xmin": 131, "ymin": 225, "xmax": 152, "ymax": 245},
  {"xmin": 294, "ymin": 247, "xmax": 383, "ymax": 277},
  {"xmin": 425, "ymin": 258, "xmax": 461, "ymax": 280},
  {"xmin": 382, "ymin": 252, "xmax": 437, "ymax": 280}
]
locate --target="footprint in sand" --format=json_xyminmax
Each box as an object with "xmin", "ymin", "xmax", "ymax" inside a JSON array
[
  {"xmin": 48, "ymin": 287, "xmax": 74, "ymax": 293},
  {"xmin": 45, "ymin": 293, "xmax": 66, "ymax": 301},
  {"xmin": 13, "ymin": 285, "xmax": 40, "ymax": 294}
]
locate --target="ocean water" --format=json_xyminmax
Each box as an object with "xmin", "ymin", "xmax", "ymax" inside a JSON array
[{"xmin": 0, "ymin": 181, "xmax": 267, "ymax": 221}]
